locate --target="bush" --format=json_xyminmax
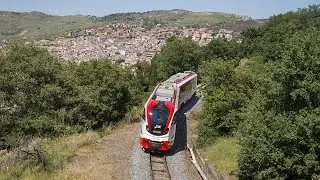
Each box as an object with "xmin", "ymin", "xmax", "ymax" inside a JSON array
[
  {"xmin": 237, "ymin": 21, "xmax": 320, "ymax": 180},
  {"xmin": 0, "ymin": 131, "xmax": 102, "ymax": 179},
  {"xmin": 197, "ymin": 57, "xmax": 274, "ymax": 145},
  {"xmin": 200, "ymin": 38, "xmax": 243, "ymax": 61},
  {"xmin": 269, "ymin": 29, "xmax": 320, "ymax": 112},
  {"xmin": 198, "ymin": 6, "xmax": 320, "ymax": 178},
  {"xmin": 0, "ymin": 42, "xmax": 142, "ymax": 144},
  {"xmin": 241, "ymin": 5, "xmax": 320, "ymax": 61},
  {"xmin": 149, "ymin": 37, "xmax": 201, "ymax": 85},
  {"xmin": 238, "ymin": 109, "xmax": 320, "ymax": 179}
]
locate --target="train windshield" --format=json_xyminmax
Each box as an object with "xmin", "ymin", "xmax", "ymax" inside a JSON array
[{"xmin": 150, "ymin": 106, "xmax": 170, "ymax": 135}]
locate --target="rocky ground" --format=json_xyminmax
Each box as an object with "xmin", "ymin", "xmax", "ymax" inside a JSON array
[{"xmin": 62, "ymin": 96, "xmax": 202, "ymax": 180}]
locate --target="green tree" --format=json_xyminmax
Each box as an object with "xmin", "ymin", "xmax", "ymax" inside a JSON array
[
  {"xmin": 238, "ymin": 108, "xmax": 320, "ymax": 179},
  {"xmin": 197, "ymin": 57, "xmax": 274, "ymax": 145},
  {"xmin": 68, "ymin": 60, "xmax": 141, "ymax": 129},
  {"xmin": 241, "ymin": 5, "xmax": 320, "ymax": 60},
  {"xmin": 149, "ymin": 37, "xmax": 201, "ymax": 85},
  {"xmin": 200, "ymin": 38, "xmax": 243, "ymax": 61},
  {"xmin": 0, "ymin": 41, "xmax": 76, "ymax": 138},
  {"xmin": 270, "ymin": 29, "xmax": 320, "ymax": 112},
  {"xmin": 133, "ymin": 60, "xmax": 151, "ymax": 92},
  {"xmin": 0, "ymin": 42, "xmax": 142, "ymax": 144},
  {"xmin": 236, "ymin": 6, "xmax": 320, "ymax": 179}
]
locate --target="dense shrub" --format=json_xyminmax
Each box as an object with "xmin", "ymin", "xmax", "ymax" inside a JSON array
[
  {"xmin": 133, "ymin": 60, "xmax": 151, "ymax": 92},
  {"xmin": 200, "ymin": 38, "xmax": 243, "ymax": 61},
  {"xmin": 197, "ymin": 60, "xmax": 240, "ymax": 144},
  {"xmin": 197, "ymin": 5, "xmax": 320, "ymax": 178},
  {"xmin": 149, "ymin": 37, "xmax": 201, "ymax": 85},
  {"xmin": 68, "ymin": 60, "xmax": 141, "ymax": 129},
  {"xmin": 237, "ymin": 25, "xmax": 320, "ymax": 179},
  {"xmin": 238, "ymin": 108, "xmax": 320, "ymax": 179},
  {"xmin": 197, "ymin": 57, "xmax": 274, "ymax": 145},
  {"xmin": 0, "ymin": 42, "xmax": 142, "ymax": 143},
  {"xmin": 270, "ymin": 29, "xmax": 320, "ymax": 112},
  {"xmin": 241, "ymin": 5, "xmax": 320, "ymax": 60}
]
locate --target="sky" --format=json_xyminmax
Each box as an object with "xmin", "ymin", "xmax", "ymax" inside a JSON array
[{"xmin": 0, "ymin": 0, "xmax": 318, "ymax": 19}]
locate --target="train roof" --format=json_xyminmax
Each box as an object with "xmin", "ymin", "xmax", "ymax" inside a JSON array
[
  {"xmin": 154, "ymin": 71, "xmax": 196, "ymax": 102},
  {"xmin": 166, "ymin": 71, "xmax": 196, "ymax": 84}
]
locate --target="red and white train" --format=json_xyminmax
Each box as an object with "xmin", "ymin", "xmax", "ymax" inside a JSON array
[{"xmin": 140, "ymin": 71, "xmax": 197, "ymax": 152}]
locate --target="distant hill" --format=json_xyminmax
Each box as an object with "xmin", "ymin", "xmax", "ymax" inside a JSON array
[
  {"xmin": 0, "ymin": 11, "xmax": 103, "ymax": 41},
  {"xmin": 0, "ymin": 10, "xmax": 265, "ymax": 41},
  {"xmin": 94, "ymin": 9, "xmax": 257, "ymax": 27}
]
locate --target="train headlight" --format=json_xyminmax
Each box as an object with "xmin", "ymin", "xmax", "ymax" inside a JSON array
[{"xmin": 140, "ymin": 137, "xmax": 150, "ymax": 149}]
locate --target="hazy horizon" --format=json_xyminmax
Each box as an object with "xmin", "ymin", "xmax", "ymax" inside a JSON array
[
  {"xmin": 0, "ymin": 9, "xmax": 266, "ymax": 19},
  {"xmin": 1, "ymin": 0, "xmax": 318, "ymax": 19}
]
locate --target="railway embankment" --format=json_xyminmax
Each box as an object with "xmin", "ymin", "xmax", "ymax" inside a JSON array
[
  {"xmin": 186, "ymin": 97, "xmax": 233, "ymax": 180},
  {"xmin": 187, "ymin": 135, "xmax": 218, "ymax": 180}
]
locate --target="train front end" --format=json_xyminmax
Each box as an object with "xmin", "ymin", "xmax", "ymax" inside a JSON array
[{"xmin": 140, "ymin": 99, "xmax": 176, "ymax": 152}]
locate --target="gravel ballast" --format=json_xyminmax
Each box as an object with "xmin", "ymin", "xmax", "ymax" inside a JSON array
[{"xmin": 131, "ymin": 132, "xmax": 152, "ymax": 180}]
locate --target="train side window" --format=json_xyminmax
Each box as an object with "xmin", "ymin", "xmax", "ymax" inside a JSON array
[
  {"xmin": 184, "ymin": 81, "xmax": 192, "ymax": 92},
  {"xmin": 180, "ymin": 85, "xmax": 185, "ymax": 92},
  {"xmin": 181, "ymin": 81, "xmax": 192, "ymax": 93}
]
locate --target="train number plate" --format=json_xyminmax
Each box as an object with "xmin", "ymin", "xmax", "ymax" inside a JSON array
[{"xmin": 150, "ymin": 141, "xmax": 161, "ymax": 149}]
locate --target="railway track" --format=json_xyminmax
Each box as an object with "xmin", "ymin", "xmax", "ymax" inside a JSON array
[{"xmin": 150, "ymin": 153, "xmax": 171, "ymax": 180}]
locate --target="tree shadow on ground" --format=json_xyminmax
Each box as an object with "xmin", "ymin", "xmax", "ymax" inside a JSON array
[{"xmin": 167, "ymin": 95, "xmax": 200, "ymax": 156}]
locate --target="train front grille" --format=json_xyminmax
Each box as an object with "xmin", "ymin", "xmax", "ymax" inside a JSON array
[{"xmin": 150, "ymin": 141, "xmax": 161, "ymax": 149}]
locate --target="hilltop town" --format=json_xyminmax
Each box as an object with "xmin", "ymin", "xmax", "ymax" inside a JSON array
[
  {"xmin": 31, "ymin": 24, "xmax": 234, "ymax": 65},
  {"xmin": 0, "ymin": 10, "xmax": 265, "ymax": 64}
]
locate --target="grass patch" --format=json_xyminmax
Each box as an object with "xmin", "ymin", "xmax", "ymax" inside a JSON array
[
  {"xmin": 189, "ymin": 102, "xmax": 202, "ymax": 120},
  {"xmin": 0, "ymin": 128, "xmax": 112, "ymax": 180},
  {"xmin": 205, "ymin": 137, "xmax": 240, "ymax": 177},
  {"xmin": 45, "ymin": 131, "xmax": 100, "ymax": 170}
]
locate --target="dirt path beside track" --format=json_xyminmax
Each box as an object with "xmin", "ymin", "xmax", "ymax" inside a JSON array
[{"xmin": 61, "ymin": 123, "xmax": 139, "ymax": 180}]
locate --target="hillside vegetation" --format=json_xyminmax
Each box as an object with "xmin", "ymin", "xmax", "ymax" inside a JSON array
[
  {"xmin": 0, "ymin": 41, "xmax": 150, "ymax": 178},
  {"xmin": 148, "ymin": 5, "xmax": 320, "ymax": 179},
  {"xmin": 94, "ymin": 9, "xmax": 262, "ymax": 30},
  {"xmin": 0, "ymin": 11, "xmax": 103, "ymax": 41},
  {"xmin": 0, "ymin": 10, "xmax": 264, "ymax": 41},
  {"xmin": 0, "ymin": 42, "xmax": 145, "ymax": 145}
]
